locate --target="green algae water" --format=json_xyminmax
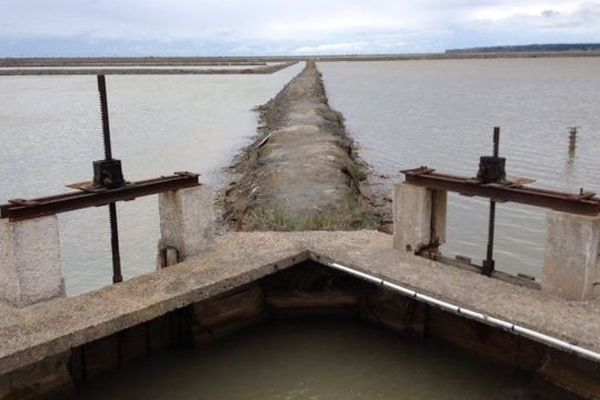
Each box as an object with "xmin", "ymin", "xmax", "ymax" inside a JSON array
[{"xmin": 78, "ymin": 320, "xmax": 533, "ymax": 399}]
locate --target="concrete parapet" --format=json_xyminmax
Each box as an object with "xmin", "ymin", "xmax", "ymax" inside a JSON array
[
  {"xmin": 1, "ymin": 231, "xmax": 600, "ymax": 399},
  {"xmin": 393, "ymin": 182, "xmax": 447, "ymax": 253},
  {"xmin": 542, "ymin": 211, "xmax": 600, "ymax": 301},
  {"xmin": 157, "ymin": 185, "xmax": 216, "ymax": 267},
  {"xmin": 0, "ymin": 216, "xmax": 64, "ymax": 307},
  {"xmin": 536, "ymin": 349, "xmax": 600, "ymax": 400}
]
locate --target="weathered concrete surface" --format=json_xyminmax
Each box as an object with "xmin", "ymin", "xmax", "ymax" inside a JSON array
[
  {"xmin": 1, "ymin": 230, "xmax": 599, "ymax": 378},
  {"xmin": 224, "ymin": 61, "xmax": 388, "ymax": 231},
  {"xmin": 0, "ymin": 231, "xmax": 305, "ymax": 376},
  {"xmin": 158, "ymin": 185, "xmax": 216, "ymax": 266},
  {"xmin": 0, "ymin": 216, "xmax": 64, "ymax": 307},
  {"xmin": 537, "ymin": 350, "xmax": 600, "ymax": 399},
  {"xmin": 431, "ymin": 189, "xmax": 447, "ymax": 244},
  {"xmin": 192, "ymin": 284, "xmax": 267, "ymax": 345},
  {"xmin": 1, "ymin": 352, "xmax": 73, "ymax": 399},
  {"xmin": 393, "ymin": 183, "xmax": 447, "ymax": 253},
  {"xmin": 542, "ymin": 211, "xmax": 600, "ymax": 300},
  {"xmin": 393, "ymin": 183, "xmax": 432, "ymax": 252}
]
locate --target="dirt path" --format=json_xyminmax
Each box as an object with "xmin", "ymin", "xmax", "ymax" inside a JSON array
[{"xmin": 223, "ymin": 61, "xmax": 390, "ymax": 231}]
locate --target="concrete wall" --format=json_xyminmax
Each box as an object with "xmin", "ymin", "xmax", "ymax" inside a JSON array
[
  {"xmin": 0, "ymin": 216, "xmax": 64, "ymax": 307},
  {"xmin": 2, "ymin": 260, "xmax": 597, "ymax": 400},
  {"xmin": 0, "ymin": 353, "xmax": 73, "ymax": 400},
  {"xmin": 0, "ymin": 184, "xmax": 216, "ymax": 308},
  {"xmin": 542, "ymin": 211, "xmax": 600, "ymax": 300},
  {"xmin": 393, "ymin": 183, "xmax": 447, "ymax": 254},
  {"xmin": 157, "ymin": 185, "xmax": 216, "ymax": 267}
]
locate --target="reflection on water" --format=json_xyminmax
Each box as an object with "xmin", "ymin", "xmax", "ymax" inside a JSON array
[
  {"xmin": 319, "ymin": 58, "xmax": 600, "ymax": 278},
  {"xmin": 77, "ymin": 320, "xmax": 533, "ymax": 400},
  {"xmin": 566, "ymin": 127, "xmax": 578, "ymax": 179},
  {"xmin": 0, "ymin": 63, "xmax": 304, "ymax": 294}
]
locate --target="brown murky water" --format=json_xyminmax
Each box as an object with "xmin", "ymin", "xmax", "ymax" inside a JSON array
[
  {"xmin": 320, "ymin": 58, "xmax": 600, "ymax": 279},
  {"xmin": 77, "ymin": 320, "xmax": 533, "ymax": 400}
]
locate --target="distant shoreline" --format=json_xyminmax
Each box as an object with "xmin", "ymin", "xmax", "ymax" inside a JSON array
[
  {"xmin": 2, "ymin": 51, "xmax": 600, "ymax": 70},
  {"xmin": 447, "ymin": 43, "xmax": 600, "ymax": 54},
  {"xmin": 312, "ymin": 51, "xmax": 600, "ymax": 61},
  {"xmin": 0, "ymin": 61, "xmax": 297, "ymax": 76}
]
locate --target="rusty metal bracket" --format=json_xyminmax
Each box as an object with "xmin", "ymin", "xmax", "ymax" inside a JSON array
[
  {"xmin": 0, "ymin": 172, "xmax": 199, "ymax": 221},
  {"xmin": 402, "ymin": 168, "xmax": 600, "ymax": 216}
]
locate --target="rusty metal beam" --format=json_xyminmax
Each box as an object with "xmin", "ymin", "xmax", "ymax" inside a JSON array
[
  {"xmin": 1, "ymin": 172, "xmax": 199, "ymax": 221},
  {"xmin": 402, "ymin": 167, "xmax": 600, "ymax": 216}
]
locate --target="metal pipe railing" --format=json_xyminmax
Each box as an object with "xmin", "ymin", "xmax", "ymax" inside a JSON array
[{"xmin": 329, "ymin": 261, "xmax": 600, "ymax": 363}]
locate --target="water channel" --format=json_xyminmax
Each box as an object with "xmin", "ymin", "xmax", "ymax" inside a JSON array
[
  {"xmin": 320, "ymin": 58, "xmax": 600, "ymax": 278},
  {"xmin": 3, "ymin": 57, "xmax": 600, "ymax": 289},
  {"xmin": 0, "ymin": 63, "xmax": 303, "ymax": 294},
  {"xmin": 78, "ymin": 319, "xmax": 534, "ymax": 400},
  {"xmin": 2, "ymin": 58, "xmax": 592, "ymax": 399}
]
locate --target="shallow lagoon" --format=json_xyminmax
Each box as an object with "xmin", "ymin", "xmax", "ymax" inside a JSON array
[
  {"xmin": 320, "ymin": 58, "xmax": 600, "ymax": 278},
  {"xmin": 0, "ymin": 63, "xmax": 303, "ymax": 294}
]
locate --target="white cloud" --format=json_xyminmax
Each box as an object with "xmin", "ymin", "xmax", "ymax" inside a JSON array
[
  {"xmin": 468, "ymin": 2, "xmax": 580, "ymax": 21},
  {"xmin": 258, "ymin": 16, "xmax": 406, "ymax": 41},
  {"xmin": 294, "ymin": 41, "xmax": 372, "ymax": 54},
  {"xmin": 1, "ymin": 0, "xmax": 599, "ymax": 56},
  {"xmin": 462, "ymin": 0, "xmax": 600, "ymax": 39}
]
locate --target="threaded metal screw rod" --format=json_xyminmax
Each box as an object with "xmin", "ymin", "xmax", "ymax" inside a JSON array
[
  {"xmin": 483, "ymin": 201, "xmax": 496, "ymax": 276},
  {"xmin": 108, "ymin": 202, "xmax": 123, "ymax": 283},
  {"xmin": 97, "ymin": 75, "xmax": 113, "ymax": 160},
  {"xmin": 482, "ymin": 127, "xmax": 500, "ymax": 277},
  {"xmin": 97, "ymin": 75, "xmax": 123, "ymax": 283}
]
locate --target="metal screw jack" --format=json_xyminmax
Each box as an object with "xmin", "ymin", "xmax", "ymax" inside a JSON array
[
  {"xmin": 479, "ymin": 127, "xmax": 505, "ymax": 277},
  {"xmin": 96, "ymin": 75, "xmax": 123, "ymax": 284}
]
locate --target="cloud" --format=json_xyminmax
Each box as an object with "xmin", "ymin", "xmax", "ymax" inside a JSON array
[
  {"xmin": 467, "ymin": 1, "xmax": 600, "ymax": 29},
  {"xmin": 1, "ymin": 0, "xmax": 599, "ymax": 56},
  {"xmin": 542, "ymin": 9, "xmax": 561, "ymax": 17},
  {"xmin": 257, "ymin": 16, "xmax": 406, "ymax": 41},
  {"xmin": 294, "ymin": 41, "xmax": 372, "ymax": 54}
]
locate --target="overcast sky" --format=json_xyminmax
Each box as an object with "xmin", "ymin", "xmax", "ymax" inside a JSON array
[{"xmin": 1, "ymin": 0, "xmax": 600, "ymax": 56}]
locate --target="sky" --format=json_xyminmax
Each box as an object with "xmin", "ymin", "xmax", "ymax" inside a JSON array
[{"xmin": 1, "ymin": 0, "xmax": 600, "ymax": 56}]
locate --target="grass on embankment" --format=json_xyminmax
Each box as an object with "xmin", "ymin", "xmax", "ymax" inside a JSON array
[{"xmin": 244, "ymin": 192, "xmax": 378, "ymax": 231}]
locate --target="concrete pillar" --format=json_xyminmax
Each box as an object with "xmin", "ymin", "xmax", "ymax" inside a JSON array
[
  {"xmin": 157, "ymin": 185, "xmax": 215, "ymax": 268},
  {"xmin": 393, "ymin": 183, "xmax": 447, "ymax": 253},
  {"xmin": 0, "ymin": 215, "xmax": 65, "ymax": 307},
  {"xmin": 431, "ymin": 189, "xmax": 447, "ymax": 245},
  {"xmin": 542, "ymin": 211, "xmax": 600, "ymax": 300}
]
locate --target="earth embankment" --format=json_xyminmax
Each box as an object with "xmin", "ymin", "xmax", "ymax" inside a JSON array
[{"xmin": 223, "ymin": 61, "xmax": 390, "ymax": 231}]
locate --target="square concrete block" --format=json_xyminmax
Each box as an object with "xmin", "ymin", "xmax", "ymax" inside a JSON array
[
  {"xmin": 431, "ymin": 189, "xmax": 447, "ymax": 245},
  {"xmin": 393, "ymin": 183, "xmax": 432, "ymax": 253},
  {"xmin": 0, "ymin": 216, "xmax": 64, "ymax": 307},
  {"xmin": 542, "ymin": 211, "xmax": 600, "ymax": 300},
  {"xmin": 158, "ymin": 185, "xmax": 216, "ymax": 264}
]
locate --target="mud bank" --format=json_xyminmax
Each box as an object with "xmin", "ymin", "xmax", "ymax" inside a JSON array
[
  {"xmin": 0, "ymin": 62, "xmax": 296, "ymax": 76},
  {"xmin": 223, "ymin": 61, "xmax": 390, "ymax": 231}
]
